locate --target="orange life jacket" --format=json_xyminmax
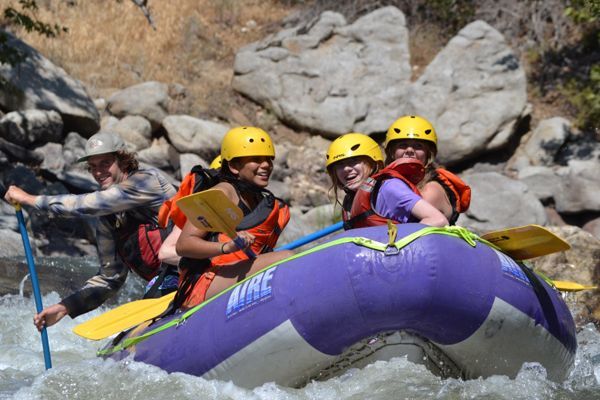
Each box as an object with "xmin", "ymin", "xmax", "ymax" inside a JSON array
[
  {"xmin": 210, "ymin": 193, "xmax": 290, "ymax": 264},
  {"xmin": 342, "ymin": 159, "xmax": 423, "ymax": 230},
  {"xmin": 176, "ymin": 190, "xmax": 290, "ymax": 308},
  {"xmin": 432, "ymin": 168, "xmax": 471, "ymax": 225},
  {"xmin": 178, "ymin": 189, "xmax": 289, "ymax": 270},
  {"xmin": 158, "ymin": 165, "xmax": 220, "ymax": 229}
]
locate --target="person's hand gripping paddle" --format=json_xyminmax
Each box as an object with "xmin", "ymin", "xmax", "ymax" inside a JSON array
[{"xmin": 176, "ymin": 189, "xmax": 256, "ymax": 259}]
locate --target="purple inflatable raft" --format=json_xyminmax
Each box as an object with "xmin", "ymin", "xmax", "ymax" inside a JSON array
[{"xmin": 100, "ymin": 224, "xmax": 576, "ymax": 387}]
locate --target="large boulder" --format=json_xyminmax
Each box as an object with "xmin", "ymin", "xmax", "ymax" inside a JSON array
[
  {"xmin": 0, "ymin": 109, "xmax": 63, "ymax": 146},
  {"xmin": 0, "ymin": 31, "xmax": 100, "ymax": 136},
  {"xmin": 554, "ymin": 159, "xmax": 600, "ymax": 213},
  {"xmin": 233, "ymin": 7, "xmax": 412, "ymax": 137},
  {"xmin": 113, "ymin": 115, "xmax": 153, "ymax": 151},
  {"xmin": 407, "ymin": 21, "xmax": 528, "ymax": 165},
  {"xmin": 457, "ymin": 171, "xmax": 547, "ymax": 232},
  {"xmin": 106, "ymin": 81, "xmax": 170, "ymax": 131},
  {"xmin": 162, "ymin": 115, "xmax": 228, "ymax": 158}
]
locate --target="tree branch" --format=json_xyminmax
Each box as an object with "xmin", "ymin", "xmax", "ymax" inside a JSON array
[{"xmin": 130, "ymin": 0, "xmax": 156, "ymax": 30}]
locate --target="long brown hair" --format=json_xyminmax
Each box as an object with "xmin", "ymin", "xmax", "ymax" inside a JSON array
[{"xmin": 116, "ymin": 150, "xmax": 139, "ymax": 173}]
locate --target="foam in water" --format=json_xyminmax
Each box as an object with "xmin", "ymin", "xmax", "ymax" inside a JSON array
[{"xmin": 2, "ymin": 294, "xmax": 600, "ymax": 399}]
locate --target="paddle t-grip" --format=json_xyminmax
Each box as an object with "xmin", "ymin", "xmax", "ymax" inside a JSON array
[{"xmin": 233, "ymin": 236, "xmax": 256, "ymax": 259}]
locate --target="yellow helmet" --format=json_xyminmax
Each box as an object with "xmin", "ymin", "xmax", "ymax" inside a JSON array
[
  {"xmin": 325, "ymin": 133, "xmax": 383, "ymax": 168},
  {"xmin": 220, "ymin": 126, "xmax": 275, "ymax": 161},
  {"xmin": 385, "ymin": 115, "xmax": 438, "ymax": 152},
  {"xmin": 209, "ymin": 155, "xmax": 222, "ymax": 169}
]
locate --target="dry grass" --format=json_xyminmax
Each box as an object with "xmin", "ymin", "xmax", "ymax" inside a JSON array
[
  {"xmin": 408, "ymin": 23, "xmax": 446, "ymax": 81},
  {"xmin": 0, "ymin": 0, "xmax": 295, "ymax": 121}
]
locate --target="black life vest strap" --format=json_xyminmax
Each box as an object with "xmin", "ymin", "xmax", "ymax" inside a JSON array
[
  {"xmin": 343, "ymin": 209, "xmax": 375, "ymax": 230},
  {"xmin": 142, "ymin": 263, "xmax": 178, "ymax": 299}
]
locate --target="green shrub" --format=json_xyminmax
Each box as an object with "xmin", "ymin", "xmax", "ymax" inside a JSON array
[
  {"xmin": 564, "ymin": 64, "xmax": 600, "ymax": 130},
  {"xmin": 563, "ymin": 0, "xmax": 600, "ymax": 130}
]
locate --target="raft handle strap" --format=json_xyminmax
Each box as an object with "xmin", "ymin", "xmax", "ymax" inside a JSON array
[{"xmin": 98, "ymin": 225, "xmax": 491, "ymax": 356}]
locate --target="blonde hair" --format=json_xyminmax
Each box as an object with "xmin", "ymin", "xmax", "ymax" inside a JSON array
[{"xmin": 327, "ymin": 156, "xmax": 382, "ymax": 210}]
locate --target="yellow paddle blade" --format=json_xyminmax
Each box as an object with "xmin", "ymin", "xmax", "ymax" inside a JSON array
[
  {"xmin": 552, "ymin": 280, "xmax": 597, "ymax": 292},
  {"xmin": 176, "ymin": 189, "xmax": 243, "ymax": 239},
  {"xmin": 481, "ymin": 224, "xmax": 570, "ymax": 260},
  {"xmin": 72, "ymin": 292, "xmax": 175, "ymax": 341}
]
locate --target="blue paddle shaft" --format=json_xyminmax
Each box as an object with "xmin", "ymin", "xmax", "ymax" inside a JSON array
[
  {"xmin": 15, "ymin": 209, "xmax": 52, "ymax": 370},
  {"xmin": 276, "ymin": 221, "xmax": 343, "ymax": 251},
  {"xmin": 233, "ymin": 236, "xmax": 256, "ymax": 259}
]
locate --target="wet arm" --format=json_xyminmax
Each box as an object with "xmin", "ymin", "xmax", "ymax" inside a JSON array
[
  {"xmin": 176, "ymin": 220, "xmax": 226, "ymax": 259},
  {"xmin": 410, "ymin": 199, "xmax": 448, "ymax": 227},
  {"xmin": 421, "ymin": 181, "xmax": 453, "ymax": 221},
  {"xmin": 34, "ymin": 170, "xmax": 175, "ymax": 218},
  {"xmin": 60, "ymin": 218, "xmax": 129, "ymax": 318}
]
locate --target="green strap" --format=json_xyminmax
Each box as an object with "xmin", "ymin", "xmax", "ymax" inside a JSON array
[{"xmin": 98, "ymin": 225, "xmax": 492, "ymax": 356}]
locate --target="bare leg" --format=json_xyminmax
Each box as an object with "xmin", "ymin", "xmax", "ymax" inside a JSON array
[{"xmin": 205, "ymin": 250, "xmax": 294, "ymax": 300}]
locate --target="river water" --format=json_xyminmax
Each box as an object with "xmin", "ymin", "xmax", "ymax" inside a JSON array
[{"xmin": 2, "ymin": 260, "xmax": 600, "ymax": 399}]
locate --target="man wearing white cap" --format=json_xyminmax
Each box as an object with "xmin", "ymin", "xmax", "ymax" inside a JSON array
[{"xmin": 4, "ymin": 131, "xmax": 177, "ymax": 331}]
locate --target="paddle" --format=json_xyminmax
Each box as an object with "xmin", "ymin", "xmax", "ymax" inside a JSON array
[
  {"xmin": 15, "ymin": 204, "xmax": 52, "ymax": 369},
  {"xmin": 72, "ymin": 292, "xmax": 176, "ymax": 340},
  {"xmin": 276, "ymin": 221, "xmax": 343, "ymax": 251},
  {"xmin": 551, "ymin": 280, "xmax": 597, "ymax": 292},
  {"xmin": 73, "ymin": 220, "xmax": 340, "ymax": 341},
  {"xmin": 480, "ymin": 224, "xmax": 570, "ymax": 260},
  {"xmin": 74, "ymin": 189, "xmax": 258, "ymax": 340},
  {"xmin": 175, "ymin": 189, "xmax": 256, "ymax": 259}
]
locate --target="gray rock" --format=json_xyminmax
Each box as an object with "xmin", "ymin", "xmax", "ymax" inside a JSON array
[
  {"xmin": 523, "ymin": 117, "xmax": 572, "ymax": 166},
  {"xmin": 62, "ymin": 131, "xmax": 88, "ymax": 166},
  {"xmin": 286, "ymin": 173, "xmax": 330, "ymax": 209},
  {"xmin": 408, "ymin": 21, "xmax": 527, "ymax": 165},
  {"xmin": 583, "ymin": 218, "xmax": 600, "ymax": 241},
  {"xmin": 0, "ymin": 109, "xmax": 63, "ymax": 146},
  {"xmin": 0, "ymin": 257, "xmax": 99, "ymax": 297},
  {"xmin": 457, "ymin": 171, "xmax": 547, "ymax": 231},
  {"xmin": 35, "ymin": 142, "xmax": 65, "ymax": 175},
  {"xmin": 233, "ymin": 7, "xmax": 411, "ymax": 137},
  {"xmin": 0, "ymin": 31, "xmax": 100, "ymax": 136},
  {"xmin": 163, "ymin": 115, "xmax": 228, "ymax": 157},
  {"xmin": 0, "ymin": 200, "xmax": 18, "ymax": 231},
  {"xmin": 107, "ymin": 81, "xmax": 170, "ymax": 131},
  {"xmin": 100, "ymin": 115, "xmax": 120, "ymax": 131},
  {"xmin": 179, "ymin": 152, "xmax": 206, "ymax": 177},
  {"xmin": 278, "ymin": 204, "xmax": 341, "ymax": 251},
  {"xmin": 138, "ymin": 138, "xmax": 177, "ymax": 170},
  {"xmin": 114, "ymin": 115, "xmax": 152, "ymax": 151},
  {"xmin": 518, "ymin": 166, "xmax": 563, "ymax": 202},
  {"xmin": 0, "ymin": 137, "xmax": 43, "ymax": 164},
  {"xmin": 555, "ymin": 159, "xmax": 600, "ymax": 213},
  {"xmin": 59, "ymin": 168, "xmax": 99, "ymax": 192}
]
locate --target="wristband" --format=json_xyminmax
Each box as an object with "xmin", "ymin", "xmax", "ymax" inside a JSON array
[{"xmin": 220, "ymin": 242, "xmax": 227, "ymax": 255}]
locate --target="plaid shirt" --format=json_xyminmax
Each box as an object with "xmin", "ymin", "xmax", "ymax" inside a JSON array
[{"xmin": 34, "ymin": 167, "xmax": 176, "ymax": 318}]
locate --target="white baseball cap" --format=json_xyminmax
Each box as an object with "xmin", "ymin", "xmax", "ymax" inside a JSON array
[{"xmin": 77, "ymin": 131, "xmax": 126, "ymax": 162}]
